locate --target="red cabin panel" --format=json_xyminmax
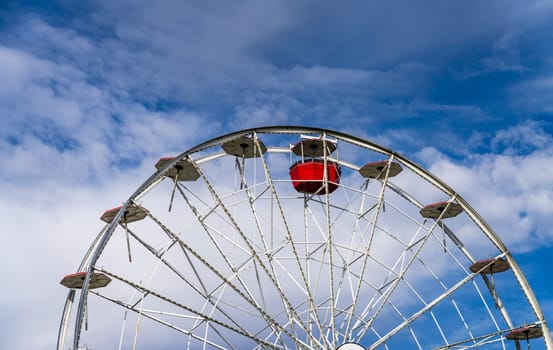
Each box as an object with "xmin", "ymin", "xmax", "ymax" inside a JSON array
[{"xmin": 289, "ymin": 160, "xmax": 341, "ymax": 194}]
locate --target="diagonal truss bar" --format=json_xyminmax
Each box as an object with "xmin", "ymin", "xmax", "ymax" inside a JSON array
[
  {"xmin": 385, "ymin": 181, "xmax": 515, "ymax": 330},
  {"xmin": 344, "ymin": 156, "xmax": 396, "ymax": 340},
  {"xmin": 92, "ymin": 268, "xmax": 282, "ymax": 349},
  {"xmin": 356, "ymin": 198, "xmax": 459, "ymax": 342},
  {"xmin": 123, "ymin": 223, "xmax": 252, "ymax": 336},
  {"xmin": 253, "ymin": 134, "xmax": 331, "ymax": 348},
  {"xmin": 145, "ymin": 205, "xmax": 308, "ymax": 347},
  {"xmin": 233, "ymin": 157, "xmax": 274, "ymax": 315},
  {"xmin": 91, "ymin": 290, "xmax": 236, "ymax": 350},
  {"xmin": 189, "ymin": 155, "xmax": 323, "ymax": 349},
  {"xmin": 368, "ymin": 256, "xmax": 512, "ymax": 350},
  {"xmin": 321, "ymin": 133, "xmax": 338, "ymax": 347}
]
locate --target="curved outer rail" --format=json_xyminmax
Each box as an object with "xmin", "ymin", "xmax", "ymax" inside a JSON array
[{"xmin": 57, "ymin": 126, "xmax": 552, "ymax": 350}]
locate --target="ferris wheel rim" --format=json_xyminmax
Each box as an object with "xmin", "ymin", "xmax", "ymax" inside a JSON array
[{"xmin": 58, "ymin": 125, "xmax": 552, "ymax": 350}]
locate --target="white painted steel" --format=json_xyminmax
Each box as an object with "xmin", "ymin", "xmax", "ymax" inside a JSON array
[{"xmin": 58, "ymin": 126, "xmax": 551, "ymax": 350}]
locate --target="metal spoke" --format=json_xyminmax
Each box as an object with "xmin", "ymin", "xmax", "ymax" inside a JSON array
[
  {"xmin": 58, "ymin": 127, "xmax": 551, "ymax": 350},
  {"xmin": 254, "ymin": 135, "xmax": 330, "ymax": 348}
]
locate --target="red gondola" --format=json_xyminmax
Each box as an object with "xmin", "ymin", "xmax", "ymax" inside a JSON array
[{"xmin": 289, "ymin": 160, "xmax": 341, "ymax": 194}]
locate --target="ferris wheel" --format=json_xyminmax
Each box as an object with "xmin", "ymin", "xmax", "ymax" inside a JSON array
[{"xmin": 57, "ymin": 126, "xmax": 551, "ymax": 350}]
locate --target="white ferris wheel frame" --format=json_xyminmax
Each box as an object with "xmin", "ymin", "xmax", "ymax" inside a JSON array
[{"xmin": 57, "ymin": 126, "xmax": 552, "ymax": 350}]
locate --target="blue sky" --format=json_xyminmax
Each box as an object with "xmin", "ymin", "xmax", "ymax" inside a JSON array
[{"xmin": 1, "ymin": 0, "xmax": 552, "ymax": 348}]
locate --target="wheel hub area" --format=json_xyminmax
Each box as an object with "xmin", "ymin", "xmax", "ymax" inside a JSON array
[{"xmin": 336, "ymin": 342, "xmax": 364, "ymax": 350}]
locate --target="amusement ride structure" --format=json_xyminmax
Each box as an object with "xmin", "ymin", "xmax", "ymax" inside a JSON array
[{"xmin": 57, "ymin": 126, "xmax": 551, "ymax": 350}]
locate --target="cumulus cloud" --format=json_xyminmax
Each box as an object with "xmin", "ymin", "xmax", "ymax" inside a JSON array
[
  {"xmin": 417, "ymin": 123, "xmax": 553, "ymax": 252},
  {"xmin": 0, "ymin": 40, "xmax": 218, "ymax": 185},
  {"xmin": 0, "ymin": 28, "xmax": 218, "ymax": 348}
]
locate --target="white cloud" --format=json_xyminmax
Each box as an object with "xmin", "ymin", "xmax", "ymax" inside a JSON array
[
  {"xmin": 0, "ymin": 41, "xmax": 220, "ymax": 348},
  {"xmin": 0, "ymin": 40, "xmax": 220, "ymax": 183},
  {"xmin": 3, "ymin": 9, "xmax": 435, "ymax": 134},
  {"xmin": 417, "ymin": 123, "xmax": 553, "ymax": 252}
]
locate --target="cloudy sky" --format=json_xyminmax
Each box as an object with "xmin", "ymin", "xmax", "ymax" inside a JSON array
[{"xmin": 1, "ymin": 0, "xmax": 553, "ymax": 348}]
